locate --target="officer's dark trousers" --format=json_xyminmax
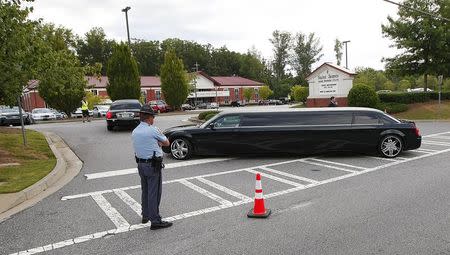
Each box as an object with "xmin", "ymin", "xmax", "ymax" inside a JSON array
[{"xmin": 137, "ymin": 163, "xmax": 162, "ymax": 223}]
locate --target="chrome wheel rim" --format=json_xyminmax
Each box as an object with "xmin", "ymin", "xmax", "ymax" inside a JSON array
[
  {"xmin": 171, "ymin": 139, "xmax": 188, "ymax": 159},
  {"xmin": 381, "ymin": 136, "xmax": 402, "ymax": 157}
]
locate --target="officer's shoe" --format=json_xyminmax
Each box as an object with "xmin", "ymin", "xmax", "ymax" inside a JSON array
[
  {"xmin": 150, "ymin": 221, "xmax": 173, "ymax": 230},
  {"xmin": 142, "ymin": 218, "xmax": 149, "ymax": 224}
]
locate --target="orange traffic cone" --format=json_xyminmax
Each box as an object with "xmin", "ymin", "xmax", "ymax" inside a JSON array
[{"xmin": 247, "ymin": 173, "xmax": 271, "ymax": 218}]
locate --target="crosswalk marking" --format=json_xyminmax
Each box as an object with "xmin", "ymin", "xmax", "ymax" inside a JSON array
[
  {"xmin": 259, "ymin": 166, "xmax": 320, "ymax": 185},
  {"xmin": 300, "ymin": 159, "xmax": 359, "ymax": 173},
  {"xmin": 246, "ymin": 169, "xmax": 305, "ymax": 187},
  {"xmin": 196, "ymin": 177, "xmax": 252, "ymax": 201},
  {"xmin": 91, "ymin": 194, "xmax": 130, "ymax": 229},
  {"xmin": 178, "ymin": 179, "xmax": 233, "ymax": 206},
  {"xmin": 113, "ymin": 189, "xmax": 141, "ymax": 217}
]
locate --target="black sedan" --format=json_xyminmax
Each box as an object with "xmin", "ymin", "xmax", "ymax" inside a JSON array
[
  {"xmin": 162, "ymin": 107, "xmax": 421, "ymax": 160},
  {"xmin": 0, "ymin": 107, "xmax": 33, "ymax": 126},
  {"xmin": 106, "ymin": 99, "xmax": 142, "ymax": 131}
]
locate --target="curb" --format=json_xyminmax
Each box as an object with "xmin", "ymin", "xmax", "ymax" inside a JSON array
[
  {"xmin": 0, "ymin": 131, "xmax": 82, "ymax": 222},
  {"xmin": 188, "ymin": 117, "xmax": 205, "ymax": 124}
]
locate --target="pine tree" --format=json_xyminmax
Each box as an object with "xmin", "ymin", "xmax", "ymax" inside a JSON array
[
  {"xmin": 160, "ymin": 49, "xmax": 189, "ymax": 110},
  {"xmin": 106, "ymin": 43, "xmax": 141, "ymax": 101}
]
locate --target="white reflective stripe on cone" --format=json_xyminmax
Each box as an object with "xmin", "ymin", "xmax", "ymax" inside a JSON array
[
  {"xmin": 255, "ymin": 192, "xmax": 263, "ymax": 199},
  {"xmin": 255, "ymin": 180, "xmax": 262, "ymax": 190}
]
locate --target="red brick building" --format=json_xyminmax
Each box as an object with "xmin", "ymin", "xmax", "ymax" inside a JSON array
[{"xmin": 22, "ymin": 72, "xmax": 264, "ymax": 111}]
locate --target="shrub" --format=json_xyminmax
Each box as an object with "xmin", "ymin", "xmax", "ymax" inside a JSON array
[
  {"xmin": 378, "ymin": 92, "xmax": 430, "ymax": 104},
  {"xmin": 198, "ymin": 110, "xmax": 220, "ymax": 120},
  {"xmin": 348, "ymin": 84, "xmax": 380, "ymax": 108},
  {"xmin": 204, "ymin": 112, "xmax": 218, "ymax": 121},
  {"xmin": 379, "ymin": 102, "xmax": 408, "ymax": 114}
]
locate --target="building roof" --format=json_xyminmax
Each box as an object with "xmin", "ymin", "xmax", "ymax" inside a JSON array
[
  {"xmin": 26, "ymin": 72, "xmax": 264, "ymax": 90},
  {"xmin": 306, "ymin": 62, "xmax": 356, "ymax": 80}
]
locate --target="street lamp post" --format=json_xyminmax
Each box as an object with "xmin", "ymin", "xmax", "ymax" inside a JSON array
[
  {"xmin": 121, "ymin": 7, "xmax": 131, "ymax": 46},
  {"xmin": 342, "ymin": 40, "xmax": 350, "ymax": 69}
]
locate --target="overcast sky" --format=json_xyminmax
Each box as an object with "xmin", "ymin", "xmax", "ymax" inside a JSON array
[{"xmin": 28, "ymin": 0, "xmax": 401, "ymax": 71}]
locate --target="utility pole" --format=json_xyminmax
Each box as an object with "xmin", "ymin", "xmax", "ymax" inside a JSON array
[
  {"xmin": 342, "ymin": 40, "xmax": 350, "ymax": 69},
  {"xmin": 122, "ymin": 7, "xmax": 131, "ymax": 46},
  {"xmin": 193, "ymin": 62, "xmax": 199, "ymax": 107}
]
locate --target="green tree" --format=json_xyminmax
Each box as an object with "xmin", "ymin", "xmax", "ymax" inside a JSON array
[
  {"xmin": 273, "ymin": 83, "xmax": 291, "ymax": 98},
  {"xmin": 160, "ymin": 38, "xmax": 211, "ymax": 74},
  {"xmin": 258, "ymin": 85, "xmax": 273, "ymax": 100},
  {"xmin": 290, "ymin": 85, "xmax": 309, "ymax": 103},
  {"xmin": 382, "ymin": 0, "xmax": 448, "ymax": 91},
  {"xmin": 131, "ymin": 39, "xmax": 161, "ymax": 75},
  {"xmin": 334, "ymin": 39, "xmax": 343, "ymax": 66},
  {"xmin": 269, "ymin": 30, "xmax": 291, "ymax": 84},
  {"xmin": 76, "ymin": 27, "xmax": 115, "ymax": 75},
  {"xmin": 38, "ymin": 23, "xmax": 76, "ymax": 52},
  {"xmin": 416, "ymin": 75, "xmax": 438, "ymax": 90},
  {"xmin": 209, "ymin": 47, "xmax": 241, "ymax": 76},
  {"xmin": 398, "ymin": 79, "xmax": 412, "ymax": 91},
  {"xmin": 86, "ymin": 91, "xmax": 102, "ymax": 110},
  {"xmin": 291, "ymin": 32, "xmax": 323, "ymax": 81},
  {"xmin": 383, "ymin": 80, "xmax": 396, "ymax": 91},
  {"xmin": 106, "ymin": 43, "xmax": 141, "ymax": 101},
  {"xmin": 353, "ymin": 67, "xmax": 388, "ymax": 91},
  {"xmin": 239, "ymin": 50, "xmax": 265, "ymax": 81},
  {"xmin": 37, "ymin": 50, "xmax": 86, "ymax": 115},
  {"xmin": 243, "ymin": 88, "xmax": 254, "ymax": 102},
  {"xmin": 348, "ymin": 84, "xmax": 380, "ymax": 108},
  {"xmin": 160, "ymin": 49, "xmax": 189, "ymax": 109},
  {"xmin": 0, "ymin": 0, "xmax": 36, "ymax": 105}
]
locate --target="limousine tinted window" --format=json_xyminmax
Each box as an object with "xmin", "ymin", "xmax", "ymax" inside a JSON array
[
  {"xmin": 214, "ymin": 115, "xmax": 240, "ymax": 128},
  {"xmin": 353, "ymin": 113, "xmax": 382, "ymax": 125},
  {"xmin": 241, "ymin": 112, "xmax": 352, "ymax": 126}
]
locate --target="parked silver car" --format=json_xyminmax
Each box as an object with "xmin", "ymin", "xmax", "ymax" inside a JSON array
[{"xmin": 31, "ymin": 108, "xmax": 57, "ymax": 121}]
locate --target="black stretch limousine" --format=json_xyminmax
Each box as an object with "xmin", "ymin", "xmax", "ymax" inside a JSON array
[{"xmin": 162, "ymin": 107, "xmax": 421, "ymax": 160}]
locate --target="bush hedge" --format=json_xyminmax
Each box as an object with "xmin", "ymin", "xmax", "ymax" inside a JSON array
[
  {"xmin": 378, "ymin": 92, "xmax": 450, "ymax": 104},
  {"xmin": 198, "ymin": 110, "xmax": 220, "ymax": 120},
  {"xmin": 204, "ymin": 112, "xmax": 218, "ymax": 121},
  {"xmin": 348, "ymin": 84, "xmax": 380, "ymax": 108},
  {"xmin": 378, "ymin": 102, "xmax": 409, "ymax": 114}
]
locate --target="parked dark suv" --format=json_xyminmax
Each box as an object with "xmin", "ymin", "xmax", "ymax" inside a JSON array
[{"xmin": 106, "ymin": 99, "xmax": 141, "ymax": 131}]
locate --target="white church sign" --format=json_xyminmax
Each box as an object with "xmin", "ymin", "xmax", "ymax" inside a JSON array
[{"xmin": 306, "ymin": 63, "xmax": 355, "ymax": 107}]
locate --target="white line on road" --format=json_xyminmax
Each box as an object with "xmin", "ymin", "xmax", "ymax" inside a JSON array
[
  {"xmin": 422, "ymin": 141, "xmax": 450, "ymax": 146},
  {"xmin": 416, "ymin": 148, "xmax": 439, "ymax": 152},
  {"xmin": 179, "ymin": 179, "xmax": 233, "ymax": 206},
  {"xmin": 310, "ymin": 158, "xmax": 368, "ymax": 170},
  {"xmin": 12, "ymin": 146, "xmax": 450, "ymax": 255},
  {"xmin": 84, "ymin": 158, "xmax": 234, "ymax": 180},
  {"xmin": 300, "ymin": 159, "xmax": 359, "ymax": 173},
  {"xmin": 246, "ymin": 169, "xmax": 305, "ymax": 187},
  {"xmin": 196, "ymin": 177, "xmax": 252, "ymax": 201},
  {"xmin": 113, "ymin": 189, "xmax": 141, "ymax": 217},
  {"xmin": 91, "ymin": 194, "xmax": 130, "ymax": 229},
  {"xmin": 259, "ymin": 166, "xmax": 320, "ymax": 185},
  {"xmin": 423, "ymin": 131, "xmax": 450, "ymax": 138},
  {"xmin": 431, "ymin": 136, "xmax": 450, "ymax": 140}
]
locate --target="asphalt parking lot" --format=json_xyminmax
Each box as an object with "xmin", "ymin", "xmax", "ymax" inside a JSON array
[{"xmin": 2, "ymin": 111, "xmax": 450, "ymax": 255}]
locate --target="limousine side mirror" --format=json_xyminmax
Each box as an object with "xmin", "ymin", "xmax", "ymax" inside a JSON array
[{"xmin": 208, "ymin": 122, "xmax": 216, "ymax": 129}]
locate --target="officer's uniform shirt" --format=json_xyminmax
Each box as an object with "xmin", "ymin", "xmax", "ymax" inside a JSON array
[{"xmin": 132, "ymin": 122, "xmax": 168, "ymax": 159}]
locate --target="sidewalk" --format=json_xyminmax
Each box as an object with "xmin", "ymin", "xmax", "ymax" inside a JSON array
[{"xmin": 0, "ymin": 132, "xmax": 82, "ymax": 222}]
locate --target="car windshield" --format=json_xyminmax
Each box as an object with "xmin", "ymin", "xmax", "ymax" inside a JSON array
[
  {"xmin": 32, "ymin": 109, "xmax": 51, "ymax": 113},
  {"xmin": 0, "ymin": 108, "xmax": 18, "ymax": 113},
  {"xmin": 110, "ymin": 102, "xmax": 141, "ymax": 110}
]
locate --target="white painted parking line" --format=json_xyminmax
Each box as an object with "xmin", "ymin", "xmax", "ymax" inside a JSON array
[
  {"xmin": 432, "ymin": 136, "xmax": 450, "ymax": 140},
  {"xmin": 259, "ymin": 166, "xmax": 320, "ymax": 185},
  {"xmin": 246, "ymin": 169, "xmax": 305, "ymax": 187},
  {"xmin": 84, "ymin": 158, "xmax": 234, "ymax": 180},
  {"xmin": 196, "ymin": 177, "xmax": 252, "ymax": 201},
  {"xmin": 91, "ymin": 194, "xmax": 130, "ymax": 229},
  {"xmin": 300, "ymin": 159, "xmax": 359, "ymax": 173},
  {"xmin": 365, "ymin": 156, "xmax": 402, "ymax": 162},
  {"xmin": 13, "ymin": 146, "xmax": 450, "ymax": 255},
  {"xmin": 310, "ymin": 158, "xmax": 368, "ymax": 170},
  {"xmin": 179, "ymin": 179, "xmax": 233, "ymax": 206},
  {"xmin": 113, "ymin": 189, "xmax": 142, "ymax": 217},
  {"xmin": 423, "ymin": 131, "xmax": 450, "ymax": 137},
  {"xmin": 416, "ymin": 148, "xmax": 439, "ymax": 152},
  {"xmin": 422, "ymin": 141, "xmax": 450, "ymax": 146}
]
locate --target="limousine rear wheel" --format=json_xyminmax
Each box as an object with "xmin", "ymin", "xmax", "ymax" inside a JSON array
[
  {"xmin": 170, "ymin": 138, "xmax": 193, "ymax": 160},
  {"xmin": 379, "ymin": 135, "xmax": 403, "ymax": 158}
]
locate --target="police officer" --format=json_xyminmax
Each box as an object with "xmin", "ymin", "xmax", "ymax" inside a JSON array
[
  {"xmin": 132, "ymin": 104, "xmax": 172, "ymax": 230},
  {"xmin": 81, "ymin": 97, "xmax": 90, "ymax": 123}
]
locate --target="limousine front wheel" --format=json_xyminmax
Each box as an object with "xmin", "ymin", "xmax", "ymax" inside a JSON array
[
  {"xmin": 170, "ymin": 138, "xmax": 193, "ymax": 160},
  {"xmin": 379, "ymin": 135, "xmax": 403, "ymax": 158}
]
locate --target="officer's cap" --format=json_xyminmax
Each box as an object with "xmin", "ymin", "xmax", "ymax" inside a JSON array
[{"xmin": 139, "ymin": 104, "xmax": 157, "ymax": 115}]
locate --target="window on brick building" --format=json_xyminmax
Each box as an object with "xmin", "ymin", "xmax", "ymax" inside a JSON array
[{"xmin": 156, "ymin": 90, "xmax": 161, "ymax": 100}]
